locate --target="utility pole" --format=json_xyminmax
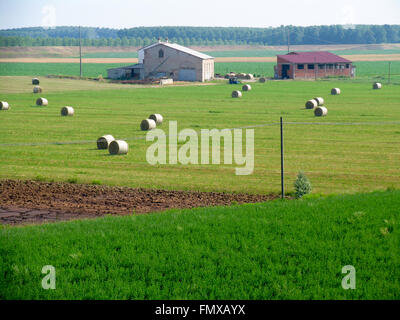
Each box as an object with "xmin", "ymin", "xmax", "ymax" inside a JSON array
[
  {"xmin": 287, "ymin": 27, "xmax": 290, "ymax": 53},
  {"xmin": 280, "ymin": 117, "xmax": 284, "ymax": 199},
  {"xmin": 388, "ymin": 61, "xmax": 391, "ymax": 84},
  {"xmin": 314, "ymin": 57, "xmax": 317, "ymax": 80},
  {"xmin": 79, "ymin": 26, "xmax": 82, "ymax": 78}
]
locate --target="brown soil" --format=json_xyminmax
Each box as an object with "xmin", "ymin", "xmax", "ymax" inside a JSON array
[{"xmin": 0, "ymin": 180, "xmax": 277, "ymax": 226}]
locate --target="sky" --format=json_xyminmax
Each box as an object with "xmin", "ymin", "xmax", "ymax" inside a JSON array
[{"xmin": 0, "ymin": 0, "xmax": 399, "ymax": 30}]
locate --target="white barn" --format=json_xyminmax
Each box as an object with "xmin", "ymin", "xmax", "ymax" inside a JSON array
[{"xmin": 107, "ymin": 41, "xmax": 214, "ymax": 82}]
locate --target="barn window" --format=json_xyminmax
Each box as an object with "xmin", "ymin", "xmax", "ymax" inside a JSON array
[
  {"xmin": 318, "ymin": 64, "xmax": 325, "ymax": 69},
  {"xmin": 159, "ymin": 49, "xmax": 164, "ymax": 58},
  {"xmin": 297, "ymin": 64, "xmax": 304, "ymax": 70},
  {"xmin": 308, "ymin": 64, "xmax": 315, "ymax": 70},
  {"xmin": 327, "ymin": 64, "xmax": 333, "ymax": 69},
  {"xmin": 346, "ymin": 64, "xmax": 350, "ymax": 68}
]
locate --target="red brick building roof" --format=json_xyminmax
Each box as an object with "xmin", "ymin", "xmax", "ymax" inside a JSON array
[{"xmin": 277, "ymin": 51, "xmax": 352, "ymax": 64}]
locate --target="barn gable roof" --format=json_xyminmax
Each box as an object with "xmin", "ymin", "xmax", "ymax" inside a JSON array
[
  {"xmin": 141, "ymin": 42, "xmax": 213, "ymax": 60},
  {"xmin": 277, "ymin": 51, "xmax": 352, "ymax": 64}
]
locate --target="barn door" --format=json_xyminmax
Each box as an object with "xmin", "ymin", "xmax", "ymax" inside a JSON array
[
  {"xmin": 178, "ymin": 69, "xmax": 196, "ymax": 81},
  {"xmin": 282, "ymin": 64, "xmax": 290, "ymax": 79}
]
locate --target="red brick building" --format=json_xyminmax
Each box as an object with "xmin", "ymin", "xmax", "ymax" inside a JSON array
[{"xmin": 275, "ymin": 51, "xmax": 355, "ymax": 79}]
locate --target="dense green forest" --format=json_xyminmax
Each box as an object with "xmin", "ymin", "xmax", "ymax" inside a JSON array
[{"xmin": 0, "ymin": 25, "xmax": 399, "ymax": 46}]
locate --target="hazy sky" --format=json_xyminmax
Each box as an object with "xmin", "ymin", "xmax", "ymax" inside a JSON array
[{"xmin": 0, "ymin": 0, "xmax": 399, "ymax": 29}]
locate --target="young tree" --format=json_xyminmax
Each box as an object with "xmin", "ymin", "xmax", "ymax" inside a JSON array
[{"xmin": 294, "ymin": 171, "xmax": 312, "ymax": 198}]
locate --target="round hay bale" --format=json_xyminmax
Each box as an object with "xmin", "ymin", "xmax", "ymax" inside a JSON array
[
  {"xmin": 232, "ymin": 90, "xmax": 242, "ymax": 98},
  {"xmin": 149, "ymin": 113, "xmax": 163, "ymax": 125},
  {"xmin": 305, "ymin": 99, "xmax": 318, "ymax": 109},
  {"xmin": 33, "ymin": 86, "xmax": 42, "ymax": 93},
  {"xmin": 245, "ymin": 74, "xmax": 254, "ymax": 80},
  {"xmin": 140, "ymin": 119, "xmax": 156, "ymax": 131},
  {"xmin": 36, "ymin": 97, "xmax": 48, "ymax": 106},
  {"xmin": 314, "ymin": 97, "xmax": 324, "ymax": 106},
  {"xmin": 242, "ymin": 84, "xmax": 252, "ymax": 92},
  {"xmin": 225, "ymin": 72, "xmax": 236, "ymax": 79},
  {"xmin": 331, "ymin": 88, "xmax": 341, "ymax": 95},
  {"xmin": 32, "ymin": 78, "xmax": 40, "ymax": 85},
  {"xmin": 61, "ymin": 106, "xmax": 74, "ymax": 116},
  {"xmin": 109, "ymin": 140, "xmax": 129, "ymax": 155},
  {"xmin": 97, "ymin": 135, "xmax": 114, "ymax": 150},
  {"xmin": 314, "ymin": 106, "xmax": 328, "ymax": 117},
  {"xmin": 259, "ymin": 77, "xmax": 266, "ymax": 83},
  {"xmin": 237, "ymin": 73, "xmax": 246, "ymax": 79},
  {"xmin": 0, "ymin": 101, "xmax": 10, "ymax": 110},
  {"xmin": 373, "ymin": 82, "xmax": 382, "ymax": 89}
]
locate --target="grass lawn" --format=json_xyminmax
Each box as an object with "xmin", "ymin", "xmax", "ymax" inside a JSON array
[
  {"xmin": 1, "ymin": 190, "xmax": 399, "ymax": 299},
  {"xmin": 0, "ymin": 76, "xmax": 399, "ymax": 194},
  {"xmin": 0, "ymin": 54, "xmax": 399, "ymax": 301},
  {"xmin": 0, "ymin": 62, "xmax": 128, "ymax": 78}
]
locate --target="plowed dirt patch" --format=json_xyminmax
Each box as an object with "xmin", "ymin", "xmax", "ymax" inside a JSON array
[{"xmin": 0, "ymin": 180, "xmax": 277, "ymax": 225}]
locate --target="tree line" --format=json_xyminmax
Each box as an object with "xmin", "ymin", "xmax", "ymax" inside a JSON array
[{"xmin": 0, "ymin": 25, "xmax": 399, "ymax": 46}]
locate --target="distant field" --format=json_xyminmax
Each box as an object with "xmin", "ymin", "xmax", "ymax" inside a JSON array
[
  {"xmin": 0, "ymin": 63, "xmax": 127, "ymax": 78},
  {"xmin": 1, "ymin": 190, "xmax": 399, "ymax": 299},
  {"xmin": 206, "ymin": 49, "xmax": 400, "ymax": 58},
  {"xmin": 215, "ymin": 62, "xmax": 275, "ymax": 76},
  {"xmin": 2, "ymin": 44, "xmax": 400, "ymax": 59},
  {"xmin": 78, "ymin": 52, "xmax": 138, "ymax": 59},
  {"xmin": 1, "ymin": 61, "xmax": 399, "ymax": 81},
  {"xmin": 0, "ymin": 61, "xmax": 277, "ymax": 77}
]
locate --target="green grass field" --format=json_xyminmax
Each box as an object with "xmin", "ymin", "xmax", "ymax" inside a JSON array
[
  {"xmin": 1, "ymin": 190, "xmax": 399, "ymax": 299},
  {"xmin": 78, "ymin": 51, "xmax": 138, "ymax": 59},
  {"xmin": 77, "ymin": 48, "xmax": 400, "ymax": 58},
  {"xmin": 0, "ymin": 76, "xmax": 399, "ymax": 194},
  {"xmin": 1, "ymin": 59, "xmax": 399, "ymax": 300},
  {"xmin": 207, "ymin": 49, "xmax": 400, "ymax": 57},
  {"xmin": 1, "ymin": 61, "xmax": 399, "ymax": 81},
  {"xmin": 0, "ymin": 63, "xmax": 128, "ymax": 78}
]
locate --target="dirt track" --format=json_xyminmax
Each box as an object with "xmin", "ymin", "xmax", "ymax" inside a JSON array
[
  {"xmin": 1, "ymin": 54, "xmax": 400, "ymax": 64},
  {"xmin": 0, "ymin": 180, "xmax": 276, "ymax": 226}
]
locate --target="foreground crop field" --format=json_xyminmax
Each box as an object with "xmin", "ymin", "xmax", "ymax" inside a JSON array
[
  {"xmin": 0, "ymin": 76, "xmax": 399, "ymax": 194},
  {"xmin": 1, "ymin": 190, "xmax": 399, "ymax": 299}
]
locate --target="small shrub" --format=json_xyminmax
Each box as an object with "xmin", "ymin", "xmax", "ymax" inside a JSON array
[
  {"xmin": 91, "ymin": 180, "xmax": 102, "ymax": 185},
  {"xmin": 294, "ymin": 171, "xmax": 312, "ymax": 198}
]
